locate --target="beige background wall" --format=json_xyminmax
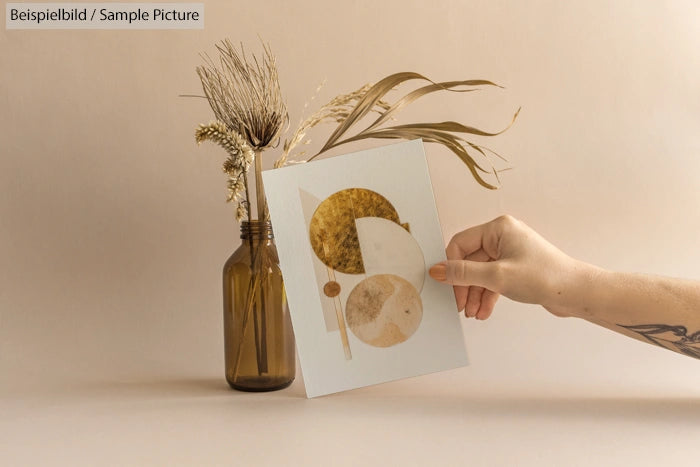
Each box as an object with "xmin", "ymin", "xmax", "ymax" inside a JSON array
[{"xmin": 2, "ymin": 1, "xmax": 699, "ymax": 461}]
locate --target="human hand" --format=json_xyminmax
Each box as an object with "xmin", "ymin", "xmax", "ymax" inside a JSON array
[{"xmin": 429, "ymin": 215, "xmax": 591, "ymax": 320}]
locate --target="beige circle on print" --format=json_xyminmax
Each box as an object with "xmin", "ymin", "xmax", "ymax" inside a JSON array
[
  {"xmin": 355, "ymin": 217, "xmax": 425, "ymax": 293},
  {"xmin": 345, "ymin": 274, "xmax": 423, "ymax": 347}
]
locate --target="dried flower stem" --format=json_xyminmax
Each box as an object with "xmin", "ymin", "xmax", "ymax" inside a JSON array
[{"xmin": 254, "ymin": 151, "xmax": 268, "ymax": 221}]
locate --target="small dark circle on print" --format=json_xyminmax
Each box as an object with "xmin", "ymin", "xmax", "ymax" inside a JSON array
[{"xmin": 324, "ymin": 281, "xmax": 342, "ymax": 297}]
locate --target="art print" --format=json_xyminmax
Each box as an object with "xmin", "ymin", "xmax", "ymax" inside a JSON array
[{"xmin": 263, "ymin": 140, "xmax": 468, "ymax": 397}]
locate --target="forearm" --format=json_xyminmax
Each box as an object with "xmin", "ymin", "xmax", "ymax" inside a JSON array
[{"xmin": 550, "ymin": 263, "xmax": 700, "ymax": 359}]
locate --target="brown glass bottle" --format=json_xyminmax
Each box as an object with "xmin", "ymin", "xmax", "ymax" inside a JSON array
[{"xmin": 223, "ymin": 221, "xmax": 296, "ymax": 391}]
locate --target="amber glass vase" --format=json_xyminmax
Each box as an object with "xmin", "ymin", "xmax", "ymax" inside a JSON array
[{"xmin": 222, "ymin": 220, "xmax": 295, "ymax": 391}]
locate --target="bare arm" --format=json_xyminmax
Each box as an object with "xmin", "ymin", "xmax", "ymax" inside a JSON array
[{"xmin": 429, "ymin": 215, "xmax": 700, "ymax": 359}]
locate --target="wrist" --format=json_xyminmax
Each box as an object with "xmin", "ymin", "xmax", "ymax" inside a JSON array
[{"xmin": 544, "ymin": 259, "xmax": 608, "ymax": 319}]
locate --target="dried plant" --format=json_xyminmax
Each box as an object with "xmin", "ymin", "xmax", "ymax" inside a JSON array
[
  {"xmin": 196, "ymin": 39, "xmax": 288, "ymax": 150},
  {"xmin": 194, "ymin": 39, "xmax": 290, "ymax": 223},
  {"xmin": 195, "ymin": 121, "xmax": 254, "ymax": 221},
  {"xmin": 274, "ymin": 83, "xmax": 391, "ymax": 168},
  {"xmin": 276, "ymin": 72, "xmax": 519, "ymax": 189}
]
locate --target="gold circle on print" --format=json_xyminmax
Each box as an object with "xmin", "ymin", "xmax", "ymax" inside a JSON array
[
  {"xmin": 323, "ymin": 281, "xmax": 341, "ymax": 297},
  {"xmin": 308, "ymin": 188, "xmax": 408, "ymax": 275},
  {"xmin": 345, "ymin": 274, "xmax": 423, "ymax": 348}
]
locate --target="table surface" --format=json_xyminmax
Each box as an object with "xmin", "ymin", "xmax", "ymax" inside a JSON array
[{"xmin": 3, "ymin": 366, "xmax": 700, "ymax": 467}]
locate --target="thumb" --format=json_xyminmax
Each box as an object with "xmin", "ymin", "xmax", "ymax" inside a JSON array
[{"xmin": 429, "ymin": 260, "xmax": 500, "ymax": 289}]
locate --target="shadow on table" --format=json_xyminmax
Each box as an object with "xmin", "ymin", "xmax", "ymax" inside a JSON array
[
  {"xmin": 316, "ymin": 392, "xmax": 700, "ymax": 423},
  {"xmin": 60, "ymin": 375, "xmax": 308, "ymax": 400}
]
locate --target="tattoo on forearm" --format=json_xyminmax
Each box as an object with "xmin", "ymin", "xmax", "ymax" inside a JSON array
[{"xmin": 618, "ymin": 324, "xmax": 700, "ymax": 359}]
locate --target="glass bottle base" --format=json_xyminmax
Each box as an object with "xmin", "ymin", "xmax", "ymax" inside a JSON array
[{"xmin": 227, "ymin": 376, "xmax": 295, "ymax": 392}]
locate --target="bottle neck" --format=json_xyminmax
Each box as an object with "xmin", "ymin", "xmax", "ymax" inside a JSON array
[{"xmin": 240, "ymin": 220, "xmax": 274, "ymax": 241}]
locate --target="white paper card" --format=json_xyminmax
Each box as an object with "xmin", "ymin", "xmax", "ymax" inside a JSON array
[{"xmin": 263, "ymin": 140, "xmax": 468, "ymax": 397}]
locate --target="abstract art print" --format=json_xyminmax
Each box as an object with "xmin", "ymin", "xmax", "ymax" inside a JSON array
[{"xmin": 263, "ymin": 140, "xmax": 468, "ymax": 397}]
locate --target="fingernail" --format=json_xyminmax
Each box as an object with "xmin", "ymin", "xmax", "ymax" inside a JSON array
[{"xmin": 429, "ymin": 263, "xmax": 447, "ymax": 281}]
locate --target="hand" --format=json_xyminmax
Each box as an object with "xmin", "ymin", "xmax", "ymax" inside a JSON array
[{"xmin": 429, "ymin": 215, "xmax": 588, "ymax": 320}]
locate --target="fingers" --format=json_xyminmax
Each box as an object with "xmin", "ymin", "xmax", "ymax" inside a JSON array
[
  {"xmin": 437, "ymin": 219, "xmax": 510, "ymax": 318},
  {"xmin": 454, "ymin": 285, "xmax": 468, "ymax": 313},
  {"xmin": 429, "ymin": 260, "xmax": 501, "ymax": 320},
  {"xmin": 465, "ymin": 286, "xmax": 484, "ymax": 318},
  {"xmin": 444, "ymin": 260, "xmax": 500, "ymax": 290},
  {"xmin": 462, "ymin": 250, "xmax": 490, "ymax": 317},
  {"xmin": 445, "ymin": 223, "xmax": 487, "ymax": 261},
  {"xmin": 429, "ymin": 260, "xmax": 496, "ymax": 288},
  {"xmin": 475, "ymin": 290, "xmax": 500, "ymax": 320},
  {"xmin": 445, "ymin": 246, "xmax": 491, "ymax": 313}
]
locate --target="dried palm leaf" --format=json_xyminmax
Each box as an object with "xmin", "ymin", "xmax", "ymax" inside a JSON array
[{"xmin": 278, "ymin": 72, "xmax": 519, "ymax": 189}]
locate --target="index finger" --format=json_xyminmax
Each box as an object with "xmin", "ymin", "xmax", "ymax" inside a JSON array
[{"xmin": 446, "ymin": 223, "xmax": 486, "ymax": 261}]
